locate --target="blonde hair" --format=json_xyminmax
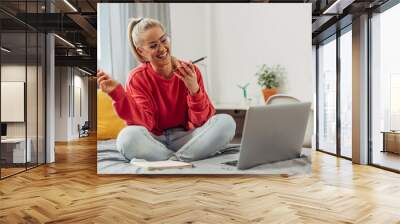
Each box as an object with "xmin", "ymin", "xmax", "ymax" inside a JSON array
[{"xmin": 127, "ymin": 17, "xmax": 166, "ymax": 63}]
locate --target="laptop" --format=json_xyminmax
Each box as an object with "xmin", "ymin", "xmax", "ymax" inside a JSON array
[{"xmin": 223, "ymin": 102, "xmax": 311, "ymax": 170}]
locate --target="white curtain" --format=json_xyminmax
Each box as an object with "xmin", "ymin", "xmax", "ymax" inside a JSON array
[{"xmin": 98, "ymin": 3, "xmax": 171, "ymax": 84}]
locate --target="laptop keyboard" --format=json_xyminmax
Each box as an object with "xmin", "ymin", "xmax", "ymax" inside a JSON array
[
  {"xmin": 216, "ymin": 144, "xmax": 240, "ymax": 155},
  {"xmin": 223, "ymin": 160, "xmax": 238, "ymax": 166},
  {"xmin": 215, "ymin": 144, "xmax": 241, "ymax": 166}
]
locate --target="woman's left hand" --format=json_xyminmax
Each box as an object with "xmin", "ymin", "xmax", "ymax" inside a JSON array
[{"xmin": 175, "ymin": 60, "xmax": 200, "ymax": 95}]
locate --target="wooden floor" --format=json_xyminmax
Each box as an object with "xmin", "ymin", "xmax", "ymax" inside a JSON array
[
  {"xmin": 1, "ymin": 163, "xmax": 45, "ymax": 178},
  {"xmin": 1, "ymin": 136, "xmax": 400, "ymax": 223},
  {"xmin": 1, "ymin": 167, "xmax": 26, "ymax": 178}
]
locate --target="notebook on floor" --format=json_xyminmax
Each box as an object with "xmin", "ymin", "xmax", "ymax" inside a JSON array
[{"xmin": 130, "ymin": 160, "xmax": 193, "ymax": 170}]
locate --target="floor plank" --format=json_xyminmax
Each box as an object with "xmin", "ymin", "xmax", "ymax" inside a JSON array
[{"xmin": 0, "ymin": 135, "xmax": 400, "ymax": 223}]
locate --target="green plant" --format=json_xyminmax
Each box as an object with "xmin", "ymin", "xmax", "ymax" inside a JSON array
[{"xmin": 255, "ymin": 64, "xmax": 284, "ymax": 89}]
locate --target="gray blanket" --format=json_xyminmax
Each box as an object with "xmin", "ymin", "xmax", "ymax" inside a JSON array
[{"xmin": 97, "ymin": 140, "xmax": 311, "ymax": 175}]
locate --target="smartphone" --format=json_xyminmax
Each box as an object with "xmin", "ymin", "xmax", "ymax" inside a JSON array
[{"xmin": 172, "ymin": 56, "xmax": 206, "ymax": 72}]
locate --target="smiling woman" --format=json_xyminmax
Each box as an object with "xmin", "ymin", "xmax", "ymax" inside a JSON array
[
  {"xmin": 128, "ymin": 18, "xmax": 177, "ymax": 80},
  {"xmin": 97, "ymin": 17, "xmax": 236, "ymax": 164}
]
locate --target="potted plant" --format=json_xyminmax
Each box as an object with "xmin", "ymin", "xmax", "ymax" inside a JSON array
[{"xmin": 255, "ymin": 64, "xmax": 284, "ymax": 102}]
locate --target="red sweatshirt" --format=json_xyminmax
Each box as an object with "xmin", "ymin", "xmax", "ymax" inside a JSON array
[{"xmin": 108, "ymin": 62, "xmax": 215, "ymax": 136}]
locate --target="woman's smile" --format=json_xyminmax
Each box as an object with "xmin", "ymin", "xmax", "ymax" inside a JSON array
[{"xmin": 156, "ymin": 51, "xmax": 169, "ymax": 60}]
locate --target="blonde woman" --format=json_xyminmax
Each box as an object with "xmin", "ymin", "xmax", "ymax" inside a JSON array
[{"xmin": 97, "ymin": 18, "xmax": 235, "ymax": 162}]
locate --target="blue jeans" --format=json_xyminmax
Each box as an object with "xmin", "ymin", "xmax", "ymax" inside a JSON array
[{"xmin": 116, "ymin": 114, "xmax": 236, "ymax": 162}]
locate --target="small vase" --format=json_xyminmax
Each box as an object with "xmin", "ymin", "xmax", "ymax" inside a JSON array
[{"xmin": 262, "ymin": 88, "xmax": 278, "ymax": 102}]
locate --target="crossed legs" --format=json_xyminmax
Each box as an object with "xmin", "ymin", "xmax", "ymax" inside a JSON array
[{"xmin": 116, "ymin": 114, "xmax": 236, "ymax": 162}]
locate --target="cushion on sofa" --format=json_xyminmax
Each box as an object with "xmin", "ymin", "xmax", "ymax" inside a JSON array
[{"xmin": 97, "ymin": 89, "xmax": 126, "ymax": 140}]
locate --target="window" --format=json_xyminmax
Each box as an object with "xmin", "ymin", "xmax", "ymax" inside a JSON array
[
  {"xmin": 370, "ymin": 2, "xmax": 400, "ymax": 171},
  {"xmin": 0, "ymin": 1, "xmax": 47, "ymax": 179},
  {"xmin": 340, "ymin": 28, "xmax": 352, "ymax": 158},
  {"xmin": 316, "ymin": 25, "xmax": 353, "ymax": 159},
  {"xmin": 317, "ymin": 36, "xmax": 337, "ymax": 154}
]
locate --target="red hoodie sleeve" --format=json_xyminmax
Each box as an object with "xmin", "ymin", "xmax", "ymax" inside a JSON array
[
  {"xmin": 186, "ymin": 65, "xmax": 215, "ymax": 127},
  {"xmin": 108, "ymin": 73, "xmax": 156, "ymax": 132}
]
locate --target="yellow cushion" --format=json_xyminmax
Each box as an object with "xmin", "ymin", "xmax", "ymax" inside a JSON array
[{"xmin": 97, "ymin": 89, "xmax": 126, "ymax": 140}]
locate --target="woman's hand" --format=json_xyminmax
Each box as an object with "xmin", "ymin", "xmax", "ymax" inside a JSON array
[
  {"xmin": 97, "ymin": 69, "xmax": 120, "ymax": 94},
  {"xmin": 175, "ymin": 60, "xmax": 200, "ymax": 95}
]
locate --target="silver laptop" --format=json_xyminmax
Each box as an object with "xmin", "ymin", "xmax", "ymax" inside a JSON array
[{"xmin": 224, "ymin": 102, "xmax": 311, "ymax": 170}]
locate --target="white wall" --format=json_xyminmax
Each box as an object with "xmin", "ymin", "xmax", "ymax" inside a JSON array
[
  {"xmin": 72, "ymin": 74, "xmax": 89, "ymax": 138},
  {"xmin": 1, "ymin": 65, "xmax": 42, "ymax": 137},
  {"xmin": 170, "ymin": 4, "xmax": 212, "ymax": 94},
  {"xmin": 1, "ymin": 63, "xmax": 47, "ymax": 163},
  {"xmin": 54, "ymin": 67, "xmax": 89, "ymax": 141},
  {"xmin": 78, "ymin": 75, "xmax": 89, "ymax": 124},
  {"xmin": 55, "ymin": 67, "xmax": 68, "ymax": 141},
  {"xmin": 170, "ymin": 3, "xmax": 312, "ymax": 105}
]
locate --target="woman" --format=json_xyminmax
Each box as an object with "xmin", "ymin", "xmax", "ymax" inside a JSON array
[{"xmin": 97, "ymin": 17, "xmax": 236, "ymax": 162}]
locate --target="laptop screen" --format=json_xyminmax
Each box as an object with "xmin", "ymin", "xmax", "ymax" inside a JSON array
[{"xmin": 1, "ymin": 123, "xmax": 7, "ymax": 137}]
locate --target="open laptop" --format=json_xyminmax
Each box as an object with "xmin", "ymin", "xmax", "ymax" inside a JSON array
[{"xmin": 223, "ymin": 102, "xmax": 311, "ymax": 170}]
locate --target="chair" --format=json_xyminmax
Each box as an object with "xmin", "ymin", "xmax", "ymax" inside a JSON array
[
  {"xmin": 265, "ymin": 94, "xmax": 300, "ymax": 105},
  {"xmin": 265, "ymin": 94, "xmax": 314, "ymax": 148},
  {"xmin": 78, "ymin": 121, "xmax": 90, "ymax": 138}
]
